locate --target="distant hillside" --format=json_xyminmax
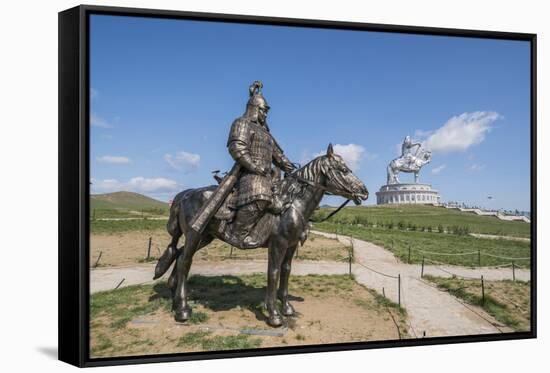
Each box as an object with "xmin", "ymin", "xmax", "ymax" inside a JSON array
[{"xmin": 91, "ymin": 191, "xmax": 168, "ymax": 211}]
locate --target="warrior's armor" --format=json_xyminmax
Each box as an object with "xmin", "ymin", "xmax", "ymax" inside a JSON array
[{"xmin": 225, "ymin": 81, "xmax": 295, "ymax": 247}]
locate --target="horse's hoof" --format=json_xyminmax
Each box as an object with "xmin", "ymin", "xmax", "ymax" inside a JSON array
[
  {"xmin": 267, "ymin": 314, "xmax": 283, "ymax": 327},
  {"xmin": 281, "ymin": 303, "xmax": 295, "ymax": 317},
  {"xmin": 174, "ymin": 308, "xmax": 192, "ymax": 323}
]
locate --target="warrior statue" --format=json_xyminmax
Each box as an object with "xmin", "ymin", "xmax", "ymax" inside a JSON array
[
  {"xmin": 223, "ymin": 81, "xmax": 296, "ymax": 247},
  {"xmin": 153, "ymin": 81, "xmax": 369, "ymax": 327},
  {"xmin": 401, "ymin": 136, "xmax": 421, "ymax": 163},
  {"xmin": 387, "ymin": 136, "xmax": 432, "ymax": 184}
]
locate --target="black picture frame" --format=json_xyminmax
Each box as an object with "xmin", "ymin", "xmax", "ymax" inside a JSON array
[{"xmin": 58, "ymin": 4, "xmax": 537, "ymax": 368}]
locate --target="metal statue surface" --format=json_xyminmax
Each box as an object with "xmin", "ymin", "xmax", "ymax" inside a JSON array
[
  {"xmin": 387, "ymin": 136, "xmax": 432, "ymax": 184},
  {"xmin": 154, "ymin": 82, "xmax": 369, "ymax": 327}
]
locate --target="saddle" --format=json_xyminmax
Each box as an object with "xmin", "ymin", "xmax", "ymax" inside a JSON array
[{"xmin": 212, "ymin": 174, "xmax": 293, "ymax": 249}]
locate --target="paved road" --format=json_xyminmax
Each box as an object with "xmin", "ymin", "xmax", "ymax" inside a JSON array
[{"xmin": 91, "ymin": 232, "xmax": 530, "ymax": 338}]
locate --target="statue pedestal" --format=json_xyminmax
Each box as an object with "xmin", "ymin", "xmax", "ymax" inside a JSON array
[{"xmin": 376, "ymin": 183, "xmax": 440, "ymax": 205}]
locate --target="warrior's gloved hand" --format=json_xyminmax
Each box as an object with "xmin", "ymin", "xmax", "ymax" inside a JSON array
[
  {"xmin": 282, "ymin": 162, "xmax": 296, "ymax": 173},
  {"xmin": 238, "ymin": 154, "xmax": 268, "ymax": 176}
]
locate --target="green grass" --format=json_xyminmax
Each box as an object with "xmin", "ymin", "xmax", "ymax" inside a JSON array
[
  {"xmin": 91, "ymin": 284, "xmax": 172, "ymax": 329},
  {"xmin": 177, "ymin": 331, "xmax": 261, "ymax": 351},
  {"xmin": 425, "ymin": 276, "xmax": 531, "ymax": 331},
  {"xmin": 91, "ymin": 191, "xmax": 169, "ymax": 211},
  {"xmin": 314, "ymin": 222, "xmax": 530, "ymax": 267},
  {"xmin": 91, "ymin": 274, "xmax": 411, "ymax": 355},
  {"xmin": 188, "ymin": 311, "xmax": 210, "ymax": 324},
  {"xmin": 91, "ymin": 218, "xmax": 167, "ymax": 234},
  {"xmin": 90, "ymin": 333, "xmax": 113, "ymax": 355},
  {"xmin": 312, "ymin": 205, "xmax": 530, "ymax": 238}
]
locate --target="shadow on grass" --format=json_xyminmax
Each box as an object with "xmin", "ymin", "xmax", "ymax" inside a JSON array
[{"xmin": 149, "ymin": 275, "xmax": 304, "ymax": 324}]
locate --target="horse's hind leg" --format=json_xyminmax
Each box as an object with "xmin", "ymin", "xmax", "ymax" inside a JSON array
[
  {"xmin": 173, "ymin": 232, "xmax": 213, "ymax": 322},
  {"xmin": 278, "ymin": 244, "xmax": 298, "ymax": 316},
  {"xmin": 168, "ymin": 235, "xmax": 213, "ymax": 298}
]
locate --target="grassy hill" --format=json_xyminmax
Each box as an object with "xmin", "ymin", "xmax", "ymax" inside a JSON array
[
  {"xmin": 312, "ymin": 205, "xmax": 531, "ymax": 267},
  {"xmin": 91, "ymin": 191, "xmax": 169, "ymax": 218},
  {"xmin": 312, "ymin": 204, "xmax": 530, "ymax": 238}
]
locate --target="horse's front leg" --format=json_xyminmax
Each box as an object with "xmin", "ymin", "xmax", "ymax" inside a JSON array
[
  {"xmin": 278, "ymin": 244, "xmax": 298, "ymax": 316},
  {"xmin": 266, "ymin": 241, "xmax": 286, "ymax": 327}
]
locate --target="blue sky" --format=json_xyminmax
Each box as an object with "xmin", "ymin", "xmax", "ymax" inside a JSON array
[{"xmin": 90, "ymin": 15, "xmax": 531, "ymax": 211}]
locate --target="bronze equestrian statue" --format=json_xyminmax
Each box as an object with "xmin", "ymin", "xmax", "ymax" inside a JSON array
[{"xmin": 154, "ymin": 82, "xmax": 369, "ymax": 327}]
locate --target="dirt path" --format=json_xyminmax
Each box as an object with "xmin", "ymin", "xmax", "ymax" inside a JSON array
[
  {"xmin": 90, "ymin": 260, "xmax": 349, "ymax": 293},
  {"xmin": 91, "ymin": 232, "xmax": 530, "ymax": 338},
  {"xmin": 312, "ymin": 231, "xmax": 530, "ymax": 337}
]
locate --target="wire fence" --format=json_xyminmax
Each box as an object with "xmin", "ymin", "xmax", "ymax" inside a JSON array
[
  {"xmin": 391, "ymin": 238, "xmax": 532, "ymax": 269},
  {"xmin": 347, "ymin": 236, "xmax": 403, "ymax": 308}
]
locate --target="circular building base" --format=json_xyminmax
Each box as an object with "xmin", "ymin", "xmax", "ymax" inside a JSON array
[{"xmin": 376, "ymin": 183, "xmax": 440, "ymax": 205}]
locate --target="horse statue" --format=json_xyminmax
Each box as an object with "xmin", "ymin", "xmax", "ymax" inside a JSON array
[
  {"xmin": 387, "ymin": 147, "xmax": 432, "ymax": 184},
  {"xmin": 154, "ymin": 144, "xmax": 369, "ymax": 327}
]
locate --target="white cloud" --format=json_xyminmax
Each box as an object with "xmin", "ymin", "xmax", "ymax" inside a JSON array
[
  {"xmin": 90, "ymin": 112, "xmax": 113, "ymax": 128},
  {"xmin": 127, "ymin": 177, "xmax": 180, "ymax": 193},
  {"xmin": 91, "ymin": 177, "xmax": 181, "ymax": 194},
  {"xmin": 470, "ymin": 163, "xmax": 486, "ymax": 171},
  {"xmin": 91, "ymin": 178, "xmax": 121, "ymax": 192},
  {"xmin": 421, "ymin": 111, "xmax": 500, "ymax": 153},
  {"xmin": 96, "ymin": 155, "xmax": 130, "ymax": 164},
  {"xmin": 431, "ymin": 164, "xmax": 447, "ymax": 174},
  {"xmin": 313, "ymin": 143, "xmax": 374, "ymax": 171},
  {"xmin": 164, "ymin": 151, "xmax": 201, "ymax": 172}
]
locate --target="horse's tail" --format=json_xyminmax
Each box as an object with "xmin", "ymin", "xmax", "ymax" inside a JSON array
[{"xmin": 153, "ymin": 192, "xmax": 184, "ymax": 280}]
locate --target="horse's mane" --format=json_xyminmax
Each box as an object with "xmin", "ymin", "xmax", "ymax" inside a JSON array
[{"xmin": 278, "ymin": 156, "xmax": 326, "ymax": 200}]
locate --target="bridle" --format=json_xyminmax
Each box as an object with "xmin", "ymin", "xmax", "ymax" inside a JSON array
[{"xmin": 285, "ymin": 162, "xmax": 354, "ymax": 223}]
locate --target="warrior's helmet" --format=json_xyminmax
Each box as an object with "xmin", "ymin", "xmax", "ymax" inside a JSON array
[{"xmin": 247, "ymin": 81, "xmax": 270, "ymax": 111}]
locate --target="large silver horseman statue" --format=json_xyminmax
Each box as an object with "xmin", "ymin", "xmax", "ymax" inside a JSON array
[
  {"xmin": 154, "ymin": 81, "xmax": 369, "ymax": 327},
  {"xmin": 387, "ymin": 136, "xmax": 432, "ymax": 184}
]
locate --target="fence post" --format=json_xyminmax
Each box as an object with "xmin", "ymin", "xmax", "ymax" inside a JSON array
[
  {"xmin": 408, "ymin": 245, "xmax": 411, "ymax": 263},
  {"xmin": 481, "ymin": 275, "xmax": 485, "ymax": 305},
  {"xmin": 398, "ymin": 274, "xmax": 401, "ymax": 307},
  {"xmin": 421, "ymin": 256, "xmax": 425, "ymax": 278},
  {"xmin": 115, "ymin": 278, "xmax": 125, "ymax": 290},
  {"xmin": 230, "ymin": 245, "xmax": 234, "ymax": 258},
  {"xmin": 382, "ymin": 287, "xmax": 386, "ymax": 298},
  {"xmin": 147, "ymin": 237, "xmax": 152, "ymax": 259},
  {"xmin": 512, "ymin": 261, "xmax": 516, "ymax": 282},
  {"xmin": 478, "ymin": 249, "xmax": 481, "ymax": 267},
  {"xmin": 94, "ymin": 251, "xmax": 103, "ymax": 268},
  {"xmin": 348, "ymin": 246, "xmax": 353, "ymax": 278}
]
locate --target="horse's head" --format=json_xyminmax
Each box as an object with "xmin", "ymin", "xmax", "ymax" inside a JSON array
[
  {"xmin": 421, "ymin": 149, "xmax": 432, "ymax": 164},
  {"xmin": 318, "ymin": 144, "xmax": 369, "ymax": 205}
]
